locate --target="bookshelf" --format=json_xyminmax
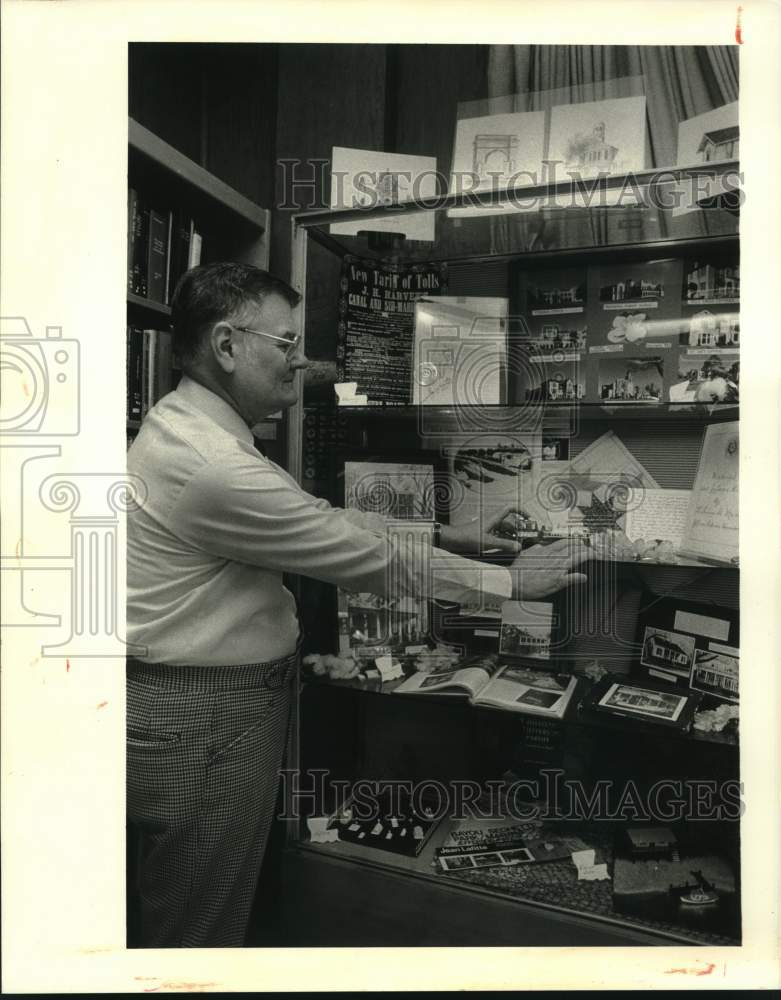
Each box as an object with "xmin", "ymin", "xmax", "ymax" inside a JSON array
[{"xmin": 126, "ymin": 116, "xmax": 271, "ymax": 441}]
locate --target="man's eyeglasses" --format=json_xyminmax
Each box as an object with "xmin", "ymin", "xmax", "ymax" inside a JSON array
[{"xmin": 229, "ymin": 324, "xmax": 302, "ymax": 361}]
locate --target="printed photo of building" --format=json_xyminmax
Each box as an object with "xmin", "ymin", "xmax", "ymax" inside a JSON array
[
  {"xmin": 530, "ymin": 324, "xmax": 588, "ymax": 352},
  {"xmin": 599, "ymin": 277, "xmax": 664, "ymax": 302},
  {"xmin": 684, "ymin": 310, "xmax": 740, "ymax": 347},
  {"xmin": 525, "ymin": 373, "xmax": 585, "ymax": 402},
  {"xmin": 528, "ymin": 283, "xmax": 586, "ymax": 308},
  {"xmin": 691, "ymin": 650, "xmax": 739, "ymax": 701},
  {"xmin": 685, "ymin": 262, "xmax": 740, "ymax": 300},
  {"xmin": 640, "ymin": 627, "xmax": 696, "ymax": 676}
]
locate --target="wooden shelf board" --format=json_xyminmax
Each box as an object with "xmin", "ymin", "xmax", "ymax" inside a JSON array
[
  {"xmin": 129, "ymin": 117, "xmax": 268, "ymax": 229},
  {"xmin": 127, "ymin": 292, "xmax": 172, "ymax": 317}
]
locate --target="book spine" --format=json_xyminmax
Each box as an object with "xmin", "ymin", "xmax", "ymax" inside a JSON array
[
  {"xmin": 188, "ymin": 228, "xmax": 202, "ymax": 269},
  {"xmin": 146, "ymin": 209, "xmax": 168, "ymax": 303},
  {"xmin": 167, "ymin": 212, "xmax": 193, "ymax": 302},
  {"xmin": 127, "ymin": 188, "xmax": 138, "ymax": 294},
  {"xmin": 153, "ymin": 329, "xmax": 174, "ymax": 402},
  {"xmin": 163, "ymin": 210, "xmax": 174, "ymax": 305},
  {"xmin": 126, "ymin": 325, "xmax": 144, "ymax": 421},
  {"xmin": 141, "ymin": 329, "xmax": 156, "ymax": 418},
  {"xmin": 130, "ymin": 193, "xmax": 148, "ymax": 297}
]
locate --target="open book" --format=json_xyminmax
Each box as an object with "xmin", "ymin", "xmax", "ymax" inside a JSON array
[{"xmin": 395, "ymin": 654, "xmax": 578, "ymax": 720}]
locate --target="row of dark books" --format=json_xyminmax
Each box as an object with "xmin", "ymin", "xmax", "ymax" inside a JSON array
[
  {"xmin": 127, "ymin": 325, "xmax": 179, "ymax": 423},
  {"xmin": 127, "ymin": 188, "xmax": 203, "ymax": 304}
]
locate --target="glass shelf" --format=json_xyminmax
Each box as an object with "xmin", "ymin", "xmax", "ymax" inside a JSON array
[{"xmin": 296, "ymin": 161, "xmax": 740, "ymax": 264}]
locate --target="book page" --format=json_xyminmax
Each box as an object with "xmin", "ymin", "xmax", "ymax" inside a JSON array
[
  {"xmin": 475, "ymin": 666, "xmax": 576, "ymax": 717},
  {"xmin": 680, "ymin": 421, "xmax": 739, "ymax": 563},
  {"xmin": 395, "ymin": 664, "xmax": 493, "ymax": 697}
]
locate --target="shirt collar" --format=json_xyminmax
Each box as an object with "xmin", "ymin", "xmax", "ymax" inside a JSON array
[{"xmin": 175, "ymin": 375, "xmax": 254, "ymax": 445}]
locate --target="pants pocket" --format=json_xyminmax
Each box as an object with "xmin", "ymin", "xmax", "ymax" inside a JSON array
[{"xmin": 127, "ymin": 727, "xmax": 182, "ymax": 749}]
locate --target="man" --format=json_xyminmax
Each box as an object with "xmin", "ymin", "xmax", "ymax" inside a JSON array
[{"xmin": 126, "ymin": 262, "xmax": 588, "ymax": 948}]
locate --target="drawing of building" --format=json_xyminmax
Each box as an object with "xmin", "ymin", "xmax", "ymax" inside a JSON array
[
  {"xmin": 472, "ymin": 133, "xmax": 519, "ymax": 183},
  {"xmin": 697, "ymin": 125, "xmax": 739, "ymax": 162},
  {"xmin": 566, "ymin": 122, "xmax": 619, "ymax": 173}
]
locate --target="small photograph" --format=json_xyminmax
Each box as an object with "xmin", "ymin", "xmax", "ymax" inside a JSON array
[
  {"xmin": 679, "ymin": 309, "xmax": 740, "ymax": 348},
  {"xmin": 522, "ymin": 357, "xmax": 585, "ymax": 402},
  {"xmin": 691, "ymin": 648, "xmax": 739, "ymax": 702},
  {"xmin": 598, "ymin": 356, "xmax": 663, "ymax": 403},
  {"xmin": 599, "ymin": 682, "xmax": 688, "ymax": 722},
  {"xmin": 419, "ymin": 669, "xmax": 459, "ymax": 689},
  {"xmin": 499, "ymin": 601, "xmax": 554, "ymax": 660},
  {"xmin": 640, "ymin": 626, "xmax": 697, "ymax": 679},
  {"xmin": 345, "ymin": 592, "xmax": 427, "ymax": 648},
  {"xmin": 515, "ymin": 688, "xmax": 562, "ymax": 709},
  {"xmin": 673, "ymin": 354, "xmax": 739, "ymax": 404},
  {"xmin": 525, "ymin": 268, "xmax": 587, "ymax": 313},
  {"xmin": 472, "ymin": 852, "xmax": 503, "ymax": 868},
  {"xmin": 526, "ymin": 322, "xmax": 588, "ymax": 355},
  {"xmin": 441, "ymin": 854, "xmax": 476, "ymax": 871},
  {"xmin": 684, "ymin": 261, "xmax": 740, "ymax": 303},
  {"xmin": 499, "ymin": 848, "xmax": 535, "ymax": 864},
  {"xmin": 502, "ymin": 666, "xmax": 565, "ymax": 690},
  {"xmin": 595, "ymin": 259, "xmax": 677, "ymax": 312}
]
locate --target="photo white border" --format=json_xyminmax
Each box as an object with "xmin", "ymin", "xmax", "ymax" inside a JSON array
[{"xmin": 2, "ymin": 0, "xmax": 779, "ymax": 991}]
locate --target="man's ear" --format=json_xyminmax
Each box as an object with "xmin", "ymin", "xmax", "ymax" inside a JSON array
[{"xmin": 210, "ymin": 321, "xmax": 236, "ymax": 373}]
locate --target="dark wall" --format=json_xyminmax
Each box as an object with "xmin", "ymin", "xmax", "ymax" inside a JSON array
[
  {"xmin": 129, "ymin": 42, "xmax": 493, "ymax": 280},
  {"xmin": 129, "ymin": 43, "xmax": 278, "ymax": 210}
]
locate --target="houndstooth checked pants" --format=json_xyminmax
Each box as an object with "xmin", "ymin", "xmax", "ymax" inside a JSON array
[{"xmin": 126, "ymin": 646, "xmax": 298, "ymax": 948}]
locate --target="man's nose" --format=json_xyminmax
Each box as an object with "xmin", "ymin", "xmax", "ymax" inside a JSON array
[{"xmin": 290, "ymin": 350, "xmax": 310, "ymax": 369}]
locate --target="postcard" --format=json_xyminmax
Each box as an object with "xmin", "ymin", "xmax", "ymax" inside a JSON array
[
  {"xmin": 598, "ymin": 682, "xmax": 688, "ymax": 722},
  {"xmin": 690, "ymin": 648, "xmax": 739, "ymax": 702},
  {"xmin": 640, "ymin": 626, "xmax": 697, "ymax": 679}
]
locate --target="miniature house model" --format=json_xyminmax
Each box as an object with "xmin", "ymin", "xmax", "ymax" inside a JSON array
[
  {"xmin": 697, "ymin": 125, "xmax": 739, "ymax": 162},
  {"xmin": 472, "ymin": 134, "xmax": 519, "ymax": 182}
]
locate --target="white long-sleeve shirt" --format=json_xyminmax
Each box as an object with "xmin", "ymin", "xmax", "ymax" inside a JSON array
[{"xmin": 127, "ymin": 376, "xmax": 511, "ymax": 665}]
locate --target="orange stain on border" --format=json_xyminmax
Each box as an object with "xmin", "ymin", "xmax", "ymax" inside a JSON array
[
  {"xmin": 735, "ymin": 6, "xmax": 743, "ymax": 44},
  {"xmin": 97, "ymin": 701, "xmax": 108, "ymax": 709},
  {"xmin": 665, "ymin": 962, "xmax": 716, "ymax": 976},
  {"xmin": 66, "ymin": 659, "xmax": 71, "ymax": 672}
]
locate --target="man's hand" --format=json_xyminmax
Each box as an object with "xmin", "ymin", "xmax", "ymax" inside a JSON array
[
  {"xmin": 509, "ymin": 537, "xmax": 590, "ymax": 600},
  {"xmin": 439, "ymin": 505, "xmax": 523, "ymax": 555}
]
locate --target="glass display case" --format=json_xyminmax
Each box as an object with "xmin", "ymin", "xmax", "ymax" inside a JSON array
[{"xmin": 279, "ymin": 162, "xmax": 741, "ymax": 947}]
